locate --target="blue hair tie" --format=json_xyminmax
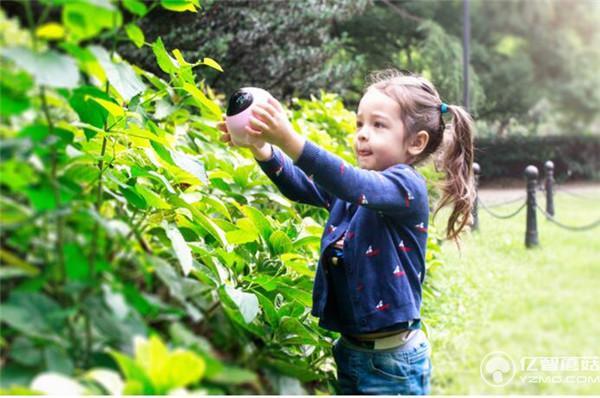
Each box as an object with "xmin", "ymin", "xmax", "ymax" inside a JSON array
[{"xmin": 440, "ymin": 102, "xmax": 449, "ymax": 114}]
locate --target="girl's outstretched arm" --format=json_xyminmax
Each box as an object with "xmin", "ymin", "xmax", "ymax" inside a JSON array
[
  {"xmin": 280, "ymin": 134, "xmax": 425, "ymax": 215},
  {"xmin": 251, "ymin": 142, "xmax": 334, "ymax": 210},
  {"xmin": 245, "ymin": 96, "xmax": 423, "ymax": 215}
]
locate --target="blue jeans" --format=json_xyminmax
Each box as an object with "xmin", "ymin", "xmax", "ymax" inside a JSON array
[{"xmin": 332, "ymin": 329, "xmax": 432, "ymax": 395}]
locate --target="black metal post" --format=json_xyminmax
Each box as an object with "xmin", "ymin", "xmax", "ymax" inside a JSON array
[
  {"xmin": 544, "ymin": 160, "xmax": 555, "ymax": 218},
  {"xmin": 472, "ymin": 162, "xmax": 480, "ymax": 231},
  {"xmin": 525, "ymin": 165, "xmax": 539, "ymax": 248}
]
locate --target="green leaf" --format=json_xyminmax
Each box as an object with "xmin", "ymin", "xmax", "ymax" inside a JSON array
[
  {"xmin": 25, "ymin": 181, "xmax": 77, "ymax": 211},
  {"xmin": 151, "ymin": 257, "xmax": 205, "ymax": 320},
  {"xmin": 0, "ymin": 197, "xmax": 33, "ymax": 229},
  {"xmin": 225, "ymin": 229, "xmax": 259, "ymax": 245},
  {"xmin": 278, "ymin": 282, "xmax": 313, "ymax": 307},
  {"xmin": 109, "ymin": 349, "xmax": 152, "ymax": 394},
  {"xmin": 44, "ymin": 345, "xmax": 74, "ymax": 375},
  {"xmin": 0, "ymin": 85, "xmax": 30, "ymax": 116},
  {"xmin": 170, "ymin": 150, "xmax": 208, "ymax": 184},
  {"xmin": 64, "ymin": 243, "xmax": 90, "ymax": 281},
  {"xmin": 0, "ymin": 65, "xmax": 33, "ymax": 116},
  {"xmin": 89, "ymin": 45, "xmax": 145, "ymax": 102},
  {"xmin": 203, "ymin": 196, "xmax": 231, "ymax": 221},
  {"xmin": 160, "ymin": 0, "xmax": 200, "ymax": 13},
  {"xmin": 152, "ymin": 37, "xmax": 177, "ymax": 74},
  {"xmin": 123, "ymin": 0, "xmax": 148, "ymax": 16},
  {"xmin": 182, "ymin": 82, "xmax": 222, "ymax": 119},
  {"xmin": 281, "ymin": 253, "xmax": 313, "ymax": 277},
  {"xmin": 69, "ymin": 86, "xmax": 110, "ymax": 139},
  {"xmin": 164, "ymin": 350, "xmax": 206, "ymax": 390},
  {"xmin": 200, "ymin": 57, "xmax": 223, "ymax": 72},
  {"xmin": 120, "ymin": 186, "xmax": 148, "ymax": 209},
  {"xmin": 171, "ymin": 49, "xmax": 194, "ymax": 82},
  {"xmin": 85, "ymin": 95, "xmax": 124, "ymax": 117},
  {"xmin": 125, "ymin": 23, "xmax": 145, "ymax": 48},
  {"xmin": 36, "ymin": 22, "xmax": 65, "ymax": 40},
  {"xmin": 275, "ymin": 316, "xmax": 317, "ymax": 345},
  {"xmin": 150, "ymin": 141, "xmax": 175, "ymax": 165},
  {"xmin": 193, "ymin": 210, "xmax": 228, "ymax": 248},
  {"xmin": 169, "ymin": 197, "xmax": 229, "ymax": 248},
  {"xmin": 261, "ymin": 358, "xmax": 321, "ymax": 382},
  {"xmin": 269, "ymin": 230, "xmax": 293, "ymax": 255},
  {"xmin": 136, "ymin": 185, "xmax": 170, "ymax": 209},
  {"xmin": 1, "ymin": 47, "xmax": 79, "ymax": 88},
  {"xmin": 9, "ymin": 337, "xmax": 43, "ymax": 367},
  {"xmin": 0, "ymin": 292, "xmax": 66, "ymax": 342},
  {"xmin": 253, "ymin": 290, "xmax": 279, "ymax": 328},
  {"xmin": 0, "ymin": 159, "xmax": 38, "ymax": 192},
  {"xmin": 62, "ymin": 1, "xmax": 122, "ymax": 42},
  {"xmin": 241, "ymin": 205, "xmax": 274, "ymax": 241},
  {"xmin": 208, "ymin": 365, "xmax": 257, "ymax": 385},
  {"xmin": 223, "ymin": 285, "xmax": 259, "ymax": 324},
  {"xmin": 162, "ymin": 222, "xmax": 193, "ymax": 276}
]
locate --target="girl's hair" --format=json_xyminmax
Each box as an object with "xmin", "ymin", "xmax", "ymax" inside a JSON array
[{"xmin": 364, "ymin": 68, "xmax": 475, "ymax": 243}]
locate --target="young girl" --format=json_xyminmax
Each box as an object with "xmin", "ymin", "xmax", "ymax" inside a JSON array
[{"xmin": 217, "ymin": 69, "xmax": 475, "ymax": 395}]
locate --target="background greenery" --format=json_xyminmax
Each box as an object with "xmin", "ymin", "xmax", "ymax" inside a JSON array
[
  {"xmin": 0, "ymin": 0, "xmax": 598, "ymax": 395},
  {"xmin": 474, "ymin": 134, "xmax": 600, "ymax": 183},
  {"xmin": 428, "ymin": 188, "xmax": 600, "ymax": 394}
]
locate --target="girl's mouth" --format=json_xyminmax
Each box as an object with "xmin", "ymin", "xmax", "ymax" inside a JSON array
[{"xmin": 358, "ymin": 150, "xmax": 372, "ymax": 157}]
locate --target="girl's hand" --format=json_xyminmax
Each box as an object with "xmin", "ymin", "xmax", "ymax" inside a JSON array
[
  {"xmin": 246, "ymin": 97, "xmax": 296, "ymax": 148},
  {"xmin": 217, "ymin": 116, "xmax": 236, "ymax": 147},
  {"xmin": 217, "ymin": 115, "xmax": 265, "ymax": 149}
]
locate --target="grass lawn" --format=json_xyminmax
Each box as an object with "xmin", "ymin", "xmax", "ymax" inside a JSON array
[{"xmin": 424, "ymin": 186, "xmax": 600, "ymax": 394}]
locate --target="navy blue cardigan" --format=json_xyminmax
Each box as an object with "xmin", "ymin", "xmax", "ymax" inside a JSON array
[{"xmin": 255, "ymin": 139, "xmax": 429, "ymax": 334}]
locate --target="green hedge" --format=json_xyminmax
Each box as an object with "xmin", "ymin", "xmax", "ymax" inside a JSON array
[{"xmin": 474, "ymin": 134, "xmax": 600, "ymax": 183}]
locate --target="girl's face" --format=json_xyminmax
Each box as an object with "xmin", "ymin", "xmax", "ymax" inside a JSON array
[{"xmin": 354, "ymin": 89, "xmax": 410, "ymax": 171}]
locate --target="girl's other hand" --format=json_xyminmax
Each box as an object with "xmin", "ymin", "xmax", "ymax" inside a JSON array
[
  {"xmin": 217, "ymin": 115, "xmax": 235, "ymax": 147},
  {"xmin": 218, "ymin": 115, "xmax": 266, "ymax": 149}
]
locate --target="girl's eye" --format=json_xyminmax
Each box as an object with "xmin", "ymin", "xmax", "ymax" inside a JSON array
[
  {"xmin": 356, "ymin": 122, "xmax": 385, "ymax": 128},
  {"xmin": 356, "ymin": 121, "xmax": 385, "ymax": 128}
]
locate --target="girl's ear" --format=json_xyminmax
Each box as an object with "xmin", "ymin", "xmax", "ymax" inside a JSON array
[{"xmin": 407, "ymin": 130, "xmax": 429, "ymax": 156}]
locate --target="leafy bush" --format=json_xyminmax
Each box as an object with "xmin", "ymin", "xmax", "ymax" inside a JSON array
[{"xmin": 0, "ymin": 1, "xmax": 446, "ymax": 394}]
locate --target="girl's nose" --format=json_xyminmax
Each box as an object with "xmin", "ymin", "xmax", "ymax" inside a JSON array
[{"xmin": 356, "ymin": 127, "xmax": 369, "ymax": 141}]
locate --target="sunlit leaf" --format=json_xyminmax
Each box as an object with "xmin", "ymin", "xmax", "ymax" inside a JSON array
[
  {"xmin": 182, "ymin": 82, "xmax": 222, "ymax": 119},
  {"xmin": 152, "ymin": 37, "xmax": 177, "ymax": 74},
  {"xmin": 169, "ymin": 150, "xmax": 208, "ymax": 185},
  {"xmin": 125, "ymin": 24, "xmax": 145, "ymax": 48},
  {"xmin": 1, "ymin": 47, "xmax": 79, "ymax": 88},
  {"xmin": 224, "ymin": 285, "xmax": 259, "ymax": 324},
  {"xmin": 201, "ymin": 57, "xmax": 223, "ymax": 72},
  {"xmin": 123, "ymin": 0, "xmax": 148, "ymax": 16},
  {"xmin": 162, "ymin": 222, "xmax": 193, "ymax": 276},
  {"xmin": 89, "ymin": 45, "xmax": 145, "ymax": 102},
  {"xmin": 62, "ymin": 1, "xmax": 122, "ymax": 42},
  {"xmin": 160, "ymin": 0, "xmax": 199, "ymax": 13},
  {"xmin": 85, "ymin": 95, "xmax": 125, "ymax": 117},
  {"xmin": 35, "ymin": 22, "xmax": 65, "ymax": 40}
]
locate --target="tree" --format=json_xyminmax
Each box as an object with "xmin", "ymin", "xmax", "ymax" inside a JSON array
[{"xmin": 116, "ymin": 0, "xmax": 370, "ymax": 103}]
